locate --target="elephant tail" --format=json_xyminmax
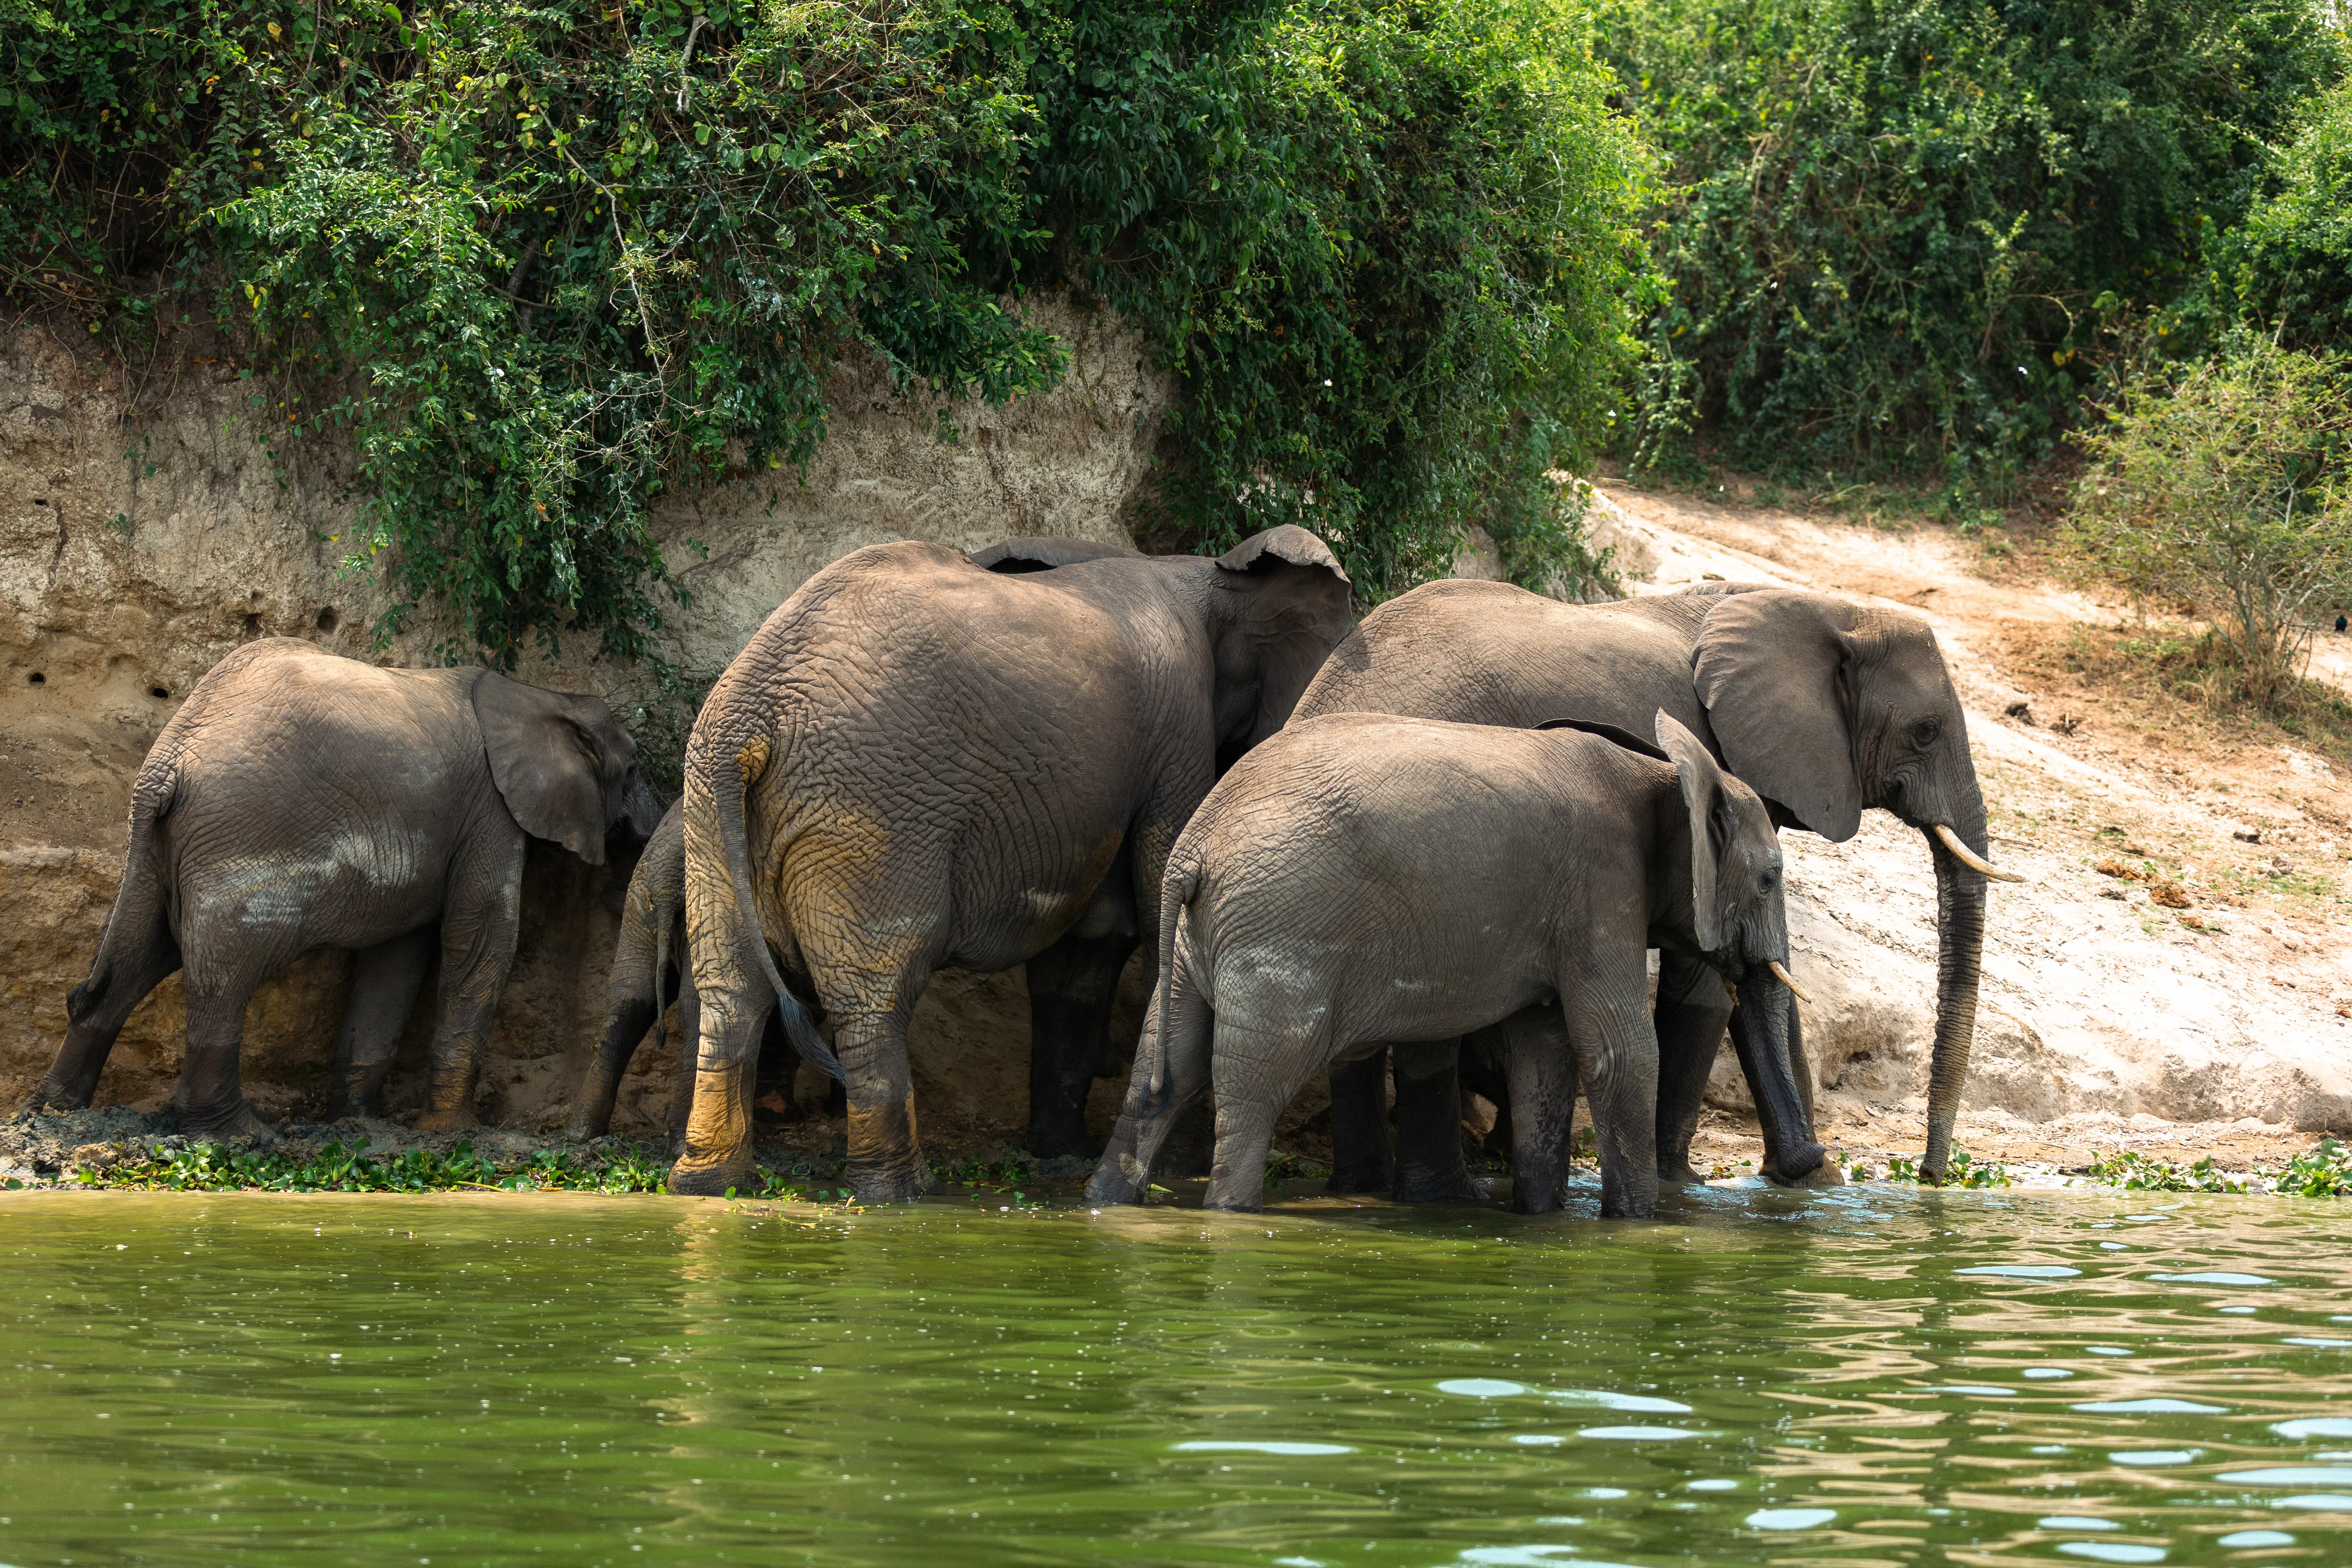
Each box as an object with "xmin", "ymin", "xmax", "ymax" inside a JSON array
[
  {"xmin": 1142, "ymin": 852, "xmax": 1203, "ymax": 1107},
  {"xmin": 67, "ymin": 761, "xmax": 179, "ymax": 1029},
  {"xmin": 710, "ymin": 739, "xmax": 845, "ymax": 1086}
]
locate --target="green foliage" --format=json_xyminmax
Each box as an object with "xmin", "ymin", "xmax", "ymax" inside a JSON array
[
  {"xmin": 1884, "ymin": 1149, "xmax": 2008, "ymax": 1187},
  {"xmin": 1040, "ymin": 0, "xmax": 1648, "ymax": 597},
  {"xmin": 3, "ymin": 0, "xmax": 1646, "ymax": 664},
  {"xmin": 2272, "ymin": 1136, "xmax": 2352, "ymax": 1197},
  {"xmin": 929, "ymin": 1151, "xmax": 1037, "ymax": 1187},
  {"xmin": 2084, "ymin": 1149, "xmax": 2249, "ymax": 1194},
  {"xmin": 1600, "ymin": 0, "xmax": 2345, "ymax": 484},
  {"xmin": 75, "ymin": 1136, "xmax": 673, "ymax": 1192},
  {"xmin": 2183, "ymin": 75, "xmax": 2352, "ymax": 352},
  {"xmin": 2069, "ymin": 334, "xmax": 2352, "ymax": 708}
]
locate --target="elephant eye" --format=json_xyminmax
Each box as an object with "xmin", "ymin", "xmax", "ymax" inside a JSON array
[{"xmin": 1910, "ymin": 717, "xmax": 1942, "ymax": 749}]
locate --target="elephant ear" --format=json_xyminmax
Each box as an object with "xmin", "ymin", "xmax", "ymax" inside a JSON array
[
  {"xmin": 1214, "ymin": 524, "xmax": 1350, "ymax": 582},
  {"xmin": 969, "ymin": 536, "xmax": 1140, "ymax": 574},
  {"xmin": 1656, "ymin": 710, "xmax": 1731, "ymax": 953},
  {"xmin": 472, "ymin": 673, "xmax": 619, "ymax": 866},
  {"xmin": 1690, "ymin": 590, "xmax": 1864, "ymax": 842}
]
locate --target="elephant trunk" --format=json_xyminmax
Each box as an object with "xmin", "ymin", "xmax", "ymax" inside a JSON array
[
  {"xmin": 1732, "ymin": 972, "xmax": 1824, "ymax": 1184},
  {"xmin": 1920, "ymin": 817, "xmax": 1988, "ymax": 1183}
]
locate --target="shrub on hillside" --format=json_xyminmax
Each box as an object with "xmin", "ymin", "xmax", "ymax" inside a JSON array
[
  {"xmin": 2069, "ymin": 334, "xmax": 2352, "ymax": 709},
  {"xmin": 0, "ymin": 0, "xmax": 1646, "ymax": 662},
  {"xmin": 1599, "ymin": 0, "xmax": 2344, "ymax": 485},
  {"xmin": 2206, "ymin": 74, "xmax": 2352, "ymax": 351}
]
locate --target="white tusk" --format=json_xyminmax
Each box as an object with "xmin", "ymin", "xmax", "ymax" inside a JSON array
[
  {"xmin": 1767, "ymin": 960, "xmax": 1813, "ymax": 1004},
  {"xmin": 1933, "ymin": 823, "xmax": 2025, "ymax": 882}
]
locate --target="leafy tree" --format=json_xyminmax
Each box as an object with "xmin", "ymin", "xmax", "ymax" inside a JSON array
[{"xmin": 2070, "ymin": 334, "xmax": 2352, "ymax": 708}]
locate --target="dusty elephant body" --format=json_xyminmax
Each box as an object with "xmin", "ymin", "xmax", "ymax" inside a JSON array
[
  {"xmin": 669, "ymin": 528, "xmax": 1355, "ymax": 1203},
  {"xmin": 1085, "ymin": 712, "xmax": 1815, "ymax": 1218},
  {"xmin": 564, "ymin": 802, "xmax": 806, "ymax": 1151},
  {"xmin": 1292, "ymin": 579, "xmax": 2009, "ymax": 1188},
  {"xmin": 34, "ymin": 639, "xmax": 664, "ymax": 1137}
]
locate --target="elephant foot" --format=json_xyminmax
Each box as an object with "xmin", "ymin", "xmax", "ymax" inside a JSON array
[
  {"xmin": 412, "ymin": 1109, "xmax": 476, "ymax": 1134},
  {"xmin": 1771, "ymin": 1156, "xmax": 1846, "ymax": 1190},
  {"xmin": 33, "ymin": 1081, "xmax": 95, "ymax": 1115},
  {"xmin": 178, "ymin": 1100, "xmax": 276, "ymax": 1144},
  {"xmin": 559, "ymin": 1118, "xmax": 603, "ymax": 1144},
  {"xmin": 1761, "ymin": 1140, "xmax": 1829, "ymax": 1187},
  {"xmin": 1657, "ymin": 1158, "xmax": 1707, "ymax": 1185},
  {"xmin": 1394, "ymin": 1161, "xmax": 1485, "ymax": 1204},
  {"xmin": 668, "ymin": 1153, "xmax": 758, "ymax": 1197},
  {"xmin": 1085, "ymin": 1164, "xmax": 1144, "ymax": 1206},
  {"xmin": 845, "ymin": 1157, "xmax": 929, "ymax": 1205},
  {"xmin": 1325, "ymin": 1158, "xmax": 1392, "ymax": 1196}
]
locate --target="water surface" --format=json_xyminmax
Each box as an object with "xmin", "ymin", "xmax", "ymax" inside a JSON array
[{"xmin": 4, "ymin": 1181, "xmax": 2351, "ymax": 1566}]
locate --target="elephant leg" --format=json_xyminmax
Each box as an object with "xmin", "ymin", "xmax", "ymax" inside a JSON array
[
  {"xmin": 175, "ymin": 986, "xmax": 274, "ymax": 1143},
  {"xmin": 1324, "ymin": 1051, "xmax": 1393, "ymax": 1195},
  {"xmin": 414, "ymin": 845, "xmax": 525, "ymax": 1133},
  {"xmin": 1392, "ymin": 1039, "xmax": 1482, "ymax": 1203},
  {"xmin": 1564, "ymin": 984, "xmax": 1660, "ymax": 1221},
  {"xmin": 564, "ymin": 978, "xmax": 666, "ymax": 1143},
  {"xmin": 40, "ymin": 919, "xmax": 182, "ymax": 1111},
  {"xmin": 1203, "ymin": 1019, "xmax": 1325, "ymax": 1214},
  {"xmin": 666, "ymin": 964, "xmax": 701, "ymax": 1155},
  {"xmin": 1653, "ymin": 951, "xmax": 1731, "ymax": 1184},
  {"xmin": 332, "ymin": 927, "xmax": 435, "ymax": 1118},
  {"xmin": 1500, "ymin": 1006, "xmax": 1577, "ymax": 1214},
  {"xmin": 1087, "ymin": 964, "xmax": 1212, "ymax": 1206},
  {"xmin": 835, "ymin": 1006, "xmax": 929, "ymax": 1205},
  {"xmin": 671, "ymin": 981, "xmax": 768, "ymax": 1195},
  {"xmin": 1025, "ymin": 930, "xmax": 1136, "ymax": 1159}
]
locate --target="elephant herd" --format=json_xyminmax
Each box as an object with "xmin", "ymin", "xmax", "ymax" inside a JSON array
[{"xmin": 31, "ymin": 526, "xmax": 2016, "ymax": 1218}]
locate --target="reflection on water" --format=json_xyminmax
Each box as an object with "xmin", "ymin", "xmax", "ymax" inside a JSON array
[{"xmin": 2, "ymin": 1181, "xmax": 2351, "ymax": 1566}]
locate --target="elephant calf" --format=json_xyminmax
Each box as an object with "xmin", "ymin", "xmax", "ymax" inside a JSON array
[
  {"xmin": 565, "ymin": 800, "xmax": 807, "ymax": 1150},
  {"xmin": 1086, "ymin": 712, "xmax": 1822, "ymax": 1219},
  {"xmin": 34, "ymin": 639, "xmax": 664, "ymax": 1138}
]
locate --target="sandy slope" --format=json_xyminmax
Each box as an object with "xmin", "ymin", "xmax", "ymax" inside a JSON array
[{"xmin": 1589, "ymin": 482, "xmax": 2352, "ymax": 1175}]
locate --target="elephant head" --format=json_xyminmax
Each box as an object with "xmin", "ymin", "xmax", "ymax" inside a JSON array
[
  {"xmin": 1653, "ymin": 712, "xmax": 1823, "ymax": 1181},
  {"xmin": 472, "ymin": 673, "xmax": 663, "ymax": 866},
  {"xmin": 1203, "ymin": 526, "xmax": 1356, "ymax": 767},
  {"xmin": 1690, "ymin": 590, "xmax": 2015, "ymax": 1180}
]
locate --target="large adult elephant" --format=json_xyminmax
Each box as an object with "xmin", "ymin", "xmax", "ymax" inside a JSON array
[
  {"xmin": 33, "ymin": 639, "xmax": 665, "ymax": 1137},
  {"xmin": 1292, "ymin": 579, "xmax": 2016, "ymax": 1187},
  {"xmin": 666, "ymin": 526, "xmax": 1356, "ymax": 1203}
]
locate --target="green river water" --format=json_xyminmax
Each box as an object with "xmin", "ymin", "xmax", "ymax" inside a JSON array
[{"xmin": 4, "ymin": 1180, "xmax": 2351, "ymax": 1567}]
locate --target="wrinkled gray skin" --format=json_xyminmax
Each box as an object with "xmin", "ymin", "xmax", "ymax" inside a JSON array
[
  {"xmin": 1294, "ymin": 579, "xmax": 1997, "ymax": 1188},
  {"xmin": 669, "ymin": 527, "xmax": 1357, "ymax": 1203},
  {"xmin": 34, "ymin": 639, "xmax": 664, "ymax": 1138},
  {"xmin": 564, "ymin": 801, "xmax": 806, "ymax": 1151},
  {"xmin": 1085, "ymin": 712, "xmax": 1813, "ymax": 1219}
]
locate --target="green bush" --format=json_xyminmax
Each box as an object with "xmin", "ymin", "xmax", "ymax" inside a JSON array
[
  {"xmin": 1600, "ymin": 0, "xmax": 2343, "ymax": 485},
  {"xmin": 2206, "ymin": 74, "xmax": 2352, "ymax": 350},
  {"xmin": 2069, "ymin": 333, "xmax": 2352, "ymax": 708},
  {"xmin": 1, "ymin": 0, "xmax": 1646, "ymax": 664}
]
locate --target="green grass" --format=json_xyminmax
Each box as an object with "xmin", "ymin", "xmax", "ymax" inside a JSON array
[{"xmin": 69, "ymin": 1137, "xmax": 673, "ymax": 1195}]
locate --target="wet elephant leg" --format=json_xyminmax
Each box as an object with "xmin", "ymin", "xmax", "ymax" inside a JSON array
[
  {"xmin": 1500, "ymin": 1006, "xmax": 1576, "ymax": 1214},
  {"xmin": 1324, "ymin": 1051, "xmax": 1392, "ymax": 1194},
  {"xmin": 836, "ymin": 1005, "xmax": 929, "ymax": 1205},
  {"xmin": 1653, "ymin": 951, "xmax": 1731, "ymax": 1184},
  {"xmin": 414, "ymin": 842, "xmax": 524, "ymax": 1133},
  {"xmin": 668, "ymin": 984, "xmax": 768, "ymax": 1196},
  {"xmin": 1025, "ymin": 930, "xmax": 1138, "ymax": 1159},
  {"xmin": 1392, "ymin": 1038, "xmax": 1482, "ymax": 1202},
  {"xmin": 332, "ymin": 927, "xmax": 435, "ymax": 1118},
  {"xmin": 1203, "ymin": 1020, "xmax": 1325, "ymax": 1214},
  {"xmin": 666, "ymin": 965, "xmax": 701, "ymax": 1155},
  {"xmin": 1564, "ymin": 988, "xmax": 1661, "ymax": 1221},
  {"xmin": 175, "ymin": 986, "xmax": 274, "ymax": 1142},
  {"xmin": 42, "ymin": 924, "xmax": 182, "ymax": 1111}
]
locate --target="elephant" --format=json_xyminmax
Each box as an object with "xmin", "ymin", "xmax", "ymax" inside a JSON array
[
  {"xmin": 32, "ymin": 638, "xmax": 665, "ymax": 1138},
  {"xmin": 667, "ymin": 525, "xmax": 1356, "ymax": 1203},
  {"xmin": 1084, "ymin": 711, "xmax": 1816, "ymax": 1218},
  {"xmin": 1290, "ymin": 578, "xmax": 2017, "ymax": 1189},
  {"xmin": 563, "ymin": 800, "xmax": 810, "ymax": 1150}
]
